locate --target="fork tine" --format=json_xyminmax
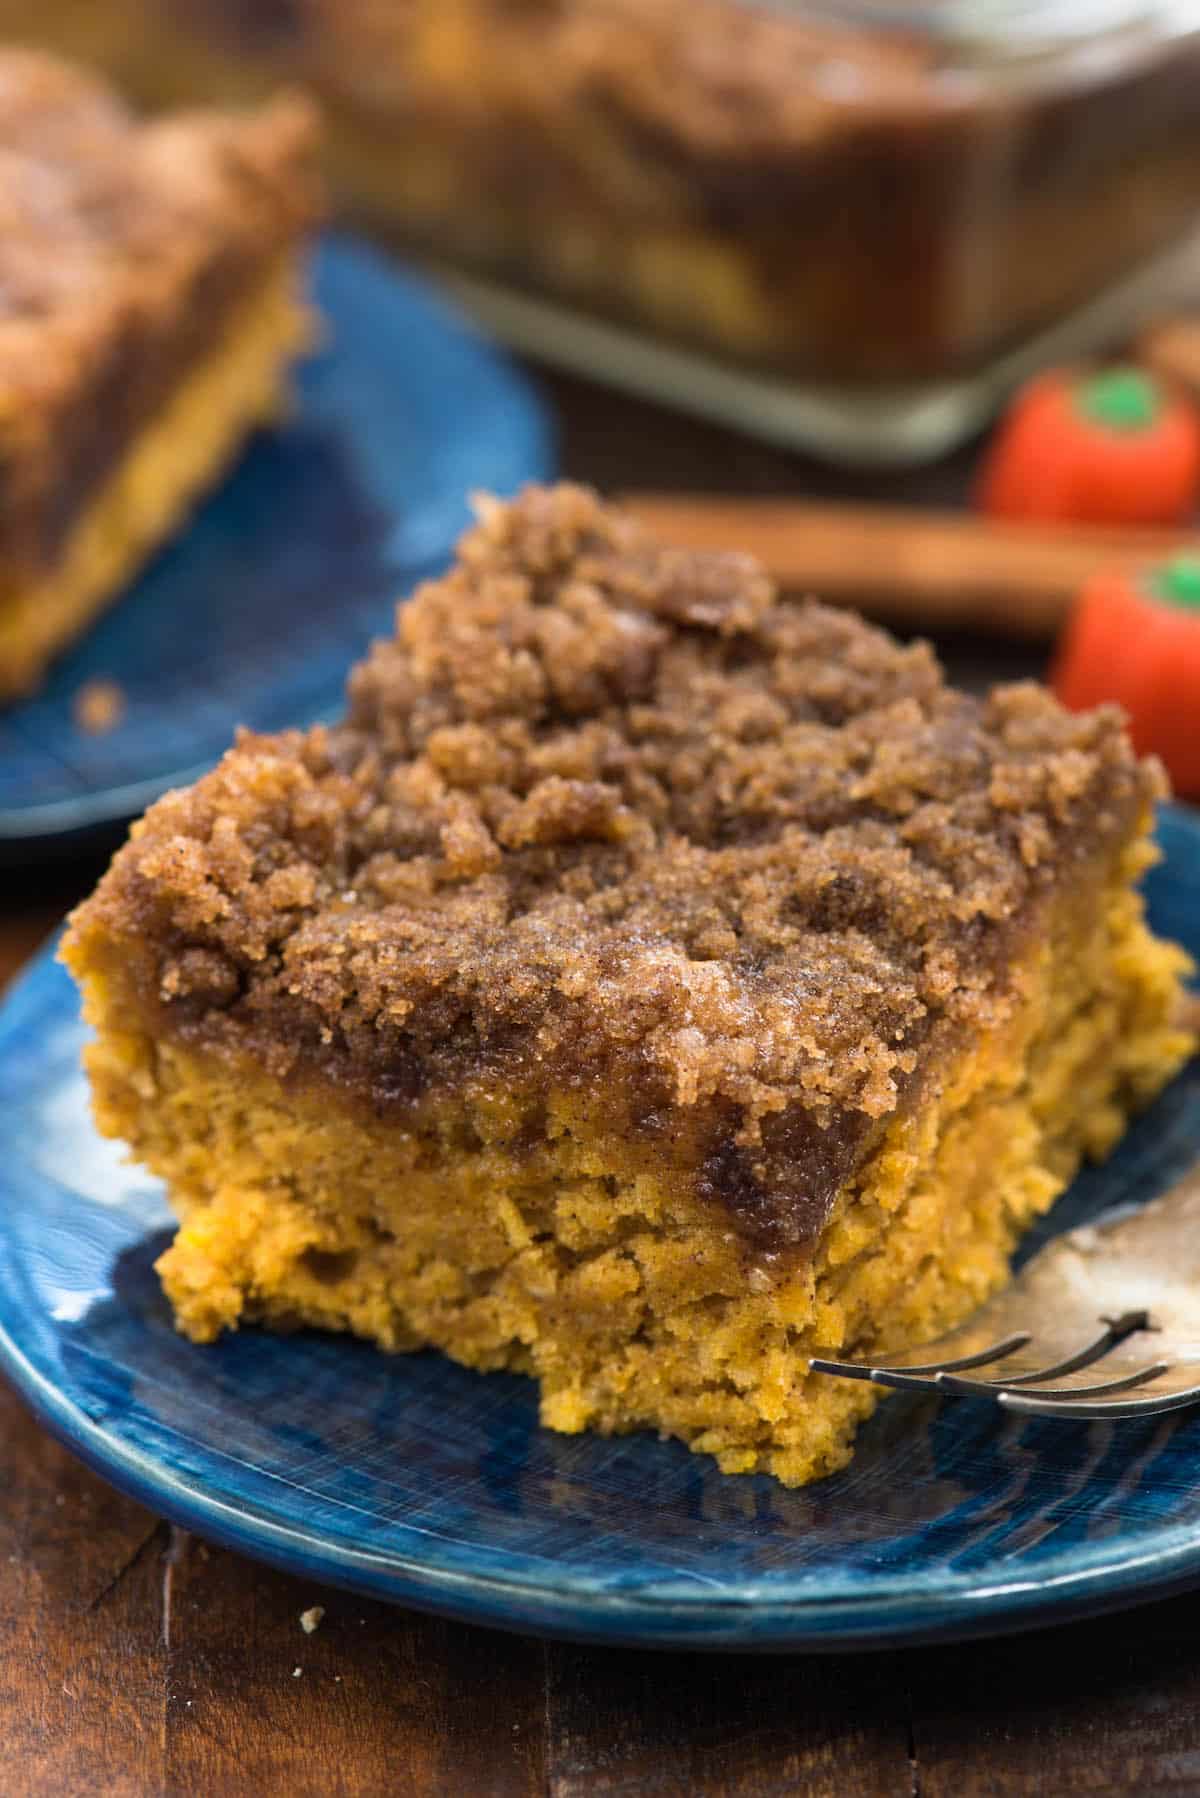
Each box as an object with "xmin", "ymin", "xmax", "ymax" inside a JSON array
[
  {"xmin": 932, "ymin": 1312, "xmax": 1154, "ymax": 1397},
  {"xmin": 1000, "ymin": 1381, "xmax": 1200, "ymax": 1420},
  {"xmin": 995, "ymin": 1311, "xmax": 1150, "ymax": 1387},
  {"xmin": 808, "ymin": 1332, "xmax": 1030, "ymax": 1384},
  {"xmin": 940, "ymin": 1361, "xmax": 1170, "ymax": 1402},
  {"xmin": 807, "ymin": 1162, "xmax": 1200, "ymax": 1429}
]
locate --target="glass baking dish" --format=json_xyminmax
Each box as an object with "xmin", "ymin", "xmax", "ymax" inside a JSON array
[{"xmin": 11, "ymin": 0, "xmax": 1200, "ymax": 461}]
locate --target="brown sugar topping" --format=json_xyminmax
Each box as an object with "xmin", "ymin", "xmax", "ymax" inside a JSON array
[{"xmin": 71, "ymin": 486, "xmax": 1158, "ymax": 1242}]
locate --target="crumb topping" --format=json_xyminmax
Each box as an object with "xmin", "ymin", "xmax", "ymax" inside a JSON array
[{"xmin": 73, "ymin": 484, "xmax": 1157, "ymax": 1179}]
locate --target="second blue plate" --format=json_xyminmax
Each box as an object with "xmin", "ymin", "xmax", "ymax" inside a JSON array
[{"xmin": 0, "ymin": 234, "xmax": 553, "ymax": 848}]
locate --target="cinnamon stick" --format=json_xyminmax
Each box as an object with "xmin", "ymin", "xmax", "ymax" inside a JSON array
[
  {"xmin": 1137, "ymin": 317, "xmax": 1200, "ymax": 398},
  {"xmin": 617, "ymin": 494, "xmax": 1200, "ymax": 640}
]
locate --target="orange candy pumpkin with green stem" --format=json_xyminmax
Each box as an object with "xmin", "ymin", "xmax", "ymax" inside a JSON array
[
  {"xmin": 1052, "ymin": 556, "xmax": 1200, "ymax": 797},
  {"xmin": 980, "ymin": 368, "xmax": 1200, "ymax": 525}
]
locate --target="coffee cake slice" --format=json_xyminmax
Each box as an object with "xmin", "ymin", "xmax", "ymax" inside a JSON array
[
  {"xmin": 63, "ymin": 486, "xmax": 1193, "ymax": 1486},
  {"xmin": 0, "ymin": 49, "xmax": 321, "ymax": 700}
]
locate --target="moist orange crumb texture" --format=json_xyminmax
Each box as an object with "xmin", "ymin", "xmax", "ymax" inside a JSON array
[{"xmin": 63, "ymin": 485, "xmax": 1194, "ymax": 1484}]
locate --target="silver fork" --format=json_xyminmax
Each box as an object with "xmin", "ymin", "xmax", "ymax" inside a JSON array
[{"xmin": 809, "ymin": 1162, "xmax": 1200, "ymax": 1420}]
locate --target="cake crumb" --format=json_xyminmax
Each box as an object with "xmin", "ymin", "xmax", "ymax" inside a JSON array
[
  {"xmin": 73, "ymin": 677, "xmax": 126, "ymax": 736},
  {"xmin": 299, "ymin": 1606, "xmax": 324, "ymax": 1634}
]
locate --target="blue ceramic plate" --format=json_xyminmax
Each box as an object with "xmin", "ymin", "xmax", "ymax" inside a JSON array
[
  {"xmin": 0, "ymin": 809, "xmax": 1197, "ymax": 1652},
  {"xmin": 0, "ymin": 234, "xmax": 552, "ymax": 850}
]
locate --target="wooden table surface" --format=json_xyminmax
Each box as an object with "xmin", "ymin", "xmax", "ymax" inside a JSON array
[{"xmin": 4, "ymin": 372, "xmax": 1200, "ymax": 1798}]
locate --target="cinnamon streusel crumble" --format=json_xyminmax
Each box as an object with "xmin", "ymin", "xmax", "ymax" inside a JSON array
[{"xmin": 64, "ymin": 485, "xmax": 1193, "ymax": 1485}]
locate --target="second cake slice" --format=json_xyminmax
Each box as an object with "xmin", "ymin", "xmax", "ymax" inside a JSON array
[{"xmin": 0, "ymin": 48, "xmax": 322, "ymax": 699}]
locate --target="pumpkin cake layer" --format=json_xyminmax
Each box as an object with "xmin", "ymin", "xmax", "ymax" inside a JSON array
[
  {"xmin": 63, "ymin": 485, "xmax": 1194, "ymax": 1485},
  {"xmin": 0, "ymin": 49, "xmax": 321, "ymax": 700}
]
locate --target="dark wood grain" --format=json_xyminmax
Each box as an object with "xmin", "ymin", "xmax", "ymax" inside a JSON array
[
  {"xmin": 909, "ymin": 1602, "xmax": 1200, "ymax": 1798},
  {"xmin": 0, "ymin": 1381, "xmax": 165, "ymax": 1797},
  {"xmin": 545, "ymin": 1644, "xmax": 913, "ymax": 1797},
  {"xmin": 2, "ymin": 373, "xmax": 1198, "ymax": 1798},
  {"xmin": 163, "ymin": 1536, "xmax": 546, "ymax": 1798}
]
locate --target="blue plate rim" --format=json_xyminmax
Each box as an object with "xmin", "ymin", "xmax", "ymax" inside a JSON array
[
  {"xmin": 0, "ymin": 806, "xmax": 1198, "ymax": 1650},
  {"xmin": 6, "ymin": 1250, "xmax": 1200, "ymax": 1651},
  {"xmin": 0, "ymin": 759, "xmax": 256, "ymax": 843}
]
